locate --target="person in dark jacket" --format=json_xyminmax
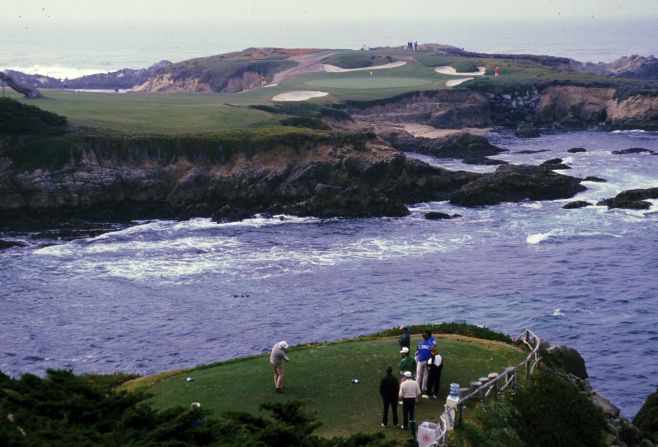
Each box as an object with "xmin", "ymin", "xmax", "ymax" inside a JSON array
[
  {"xmin": 379, "ymin": 366, "xmax": 399, "ymax": 427},
  {"xmin": 399, "ymin": 326, "xmax": 410, "ymax": 350},
  {"xmin": 426, "ymin": 346, "xmax": 443, "ymax": 398}
]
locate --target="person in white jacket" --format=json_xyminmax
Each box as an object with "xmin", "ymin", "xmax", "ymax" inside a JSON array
[
  {"xmin": 398, "ymin": 371, "xmax": 421, "ymax": 430},
  {"xmin": 270, "ymin": 341, "xmax": 289, "ymax": 393}
]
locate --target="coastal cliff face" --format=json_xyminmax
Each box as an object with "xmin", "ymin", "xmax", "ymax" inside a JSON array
[
  {"xmin": 347, "ymin": 86, "xmax": 658, "ymax": 130},
  {"xmin": 0, "ymin": 133, "xmax": 478, "ymax": 225},
  {"xmin": 0, "ymin": 130, "xmax": 590, "ymax": 227},
  {"xmin": 537, "ymin": 86, "xmax": 658, "ymax": 129}
]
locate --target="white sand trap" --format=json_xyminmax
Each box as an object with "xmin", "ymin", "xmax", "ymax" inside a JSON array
[
  {"xmin": 322, "ymin": 61, "xmax": 407, "ymax": 73},
  {"xmin": 434, "ymin": 66, "xmax": 486, "ymax": 76},
  {"xmin": 446, "ymin": 78, "xmax": 474, "ymax": 87},
  {"xmin": 272, "ymin": 90, "xmax": 329, "ymax": 102}
]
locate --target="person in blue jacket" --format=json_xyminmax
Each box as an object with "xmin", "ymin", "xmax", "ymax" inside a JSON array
[{"xmin": 415, "ymin": 331, "xmax": 433, "ymax": 398}]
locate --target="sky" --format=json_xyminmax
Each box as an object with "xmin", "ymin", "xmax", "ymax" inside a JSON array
[
  {"xmin": 3, "ymin": 0, "xmax": 658, "ymax": 25},
  {"xmin": 2, "ymin": 0, "xmax": 657, "ymax": 78}
]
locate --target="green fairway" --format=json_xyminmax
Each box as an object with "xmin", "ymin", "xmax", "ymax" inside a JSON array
[
  {"xmin": 123, "ymin": 335, "xmax": 525, "ymax": 440},
  {"xmin": 14, "ymin": 91, "xmax": 271, "ymax": 133},
  {"xmin": 305, "ymin": 77, "xmax": 433, "ymax": 89},
  {"xmin": 4, "ymin": 47, "xmax": 623, "ymax": 134}
]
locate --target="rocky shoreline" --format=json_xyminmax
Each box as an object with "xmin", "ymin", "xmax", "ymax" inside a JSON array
[{"xmin": 0, "ymin": 129, "xmax": 590, "ymax": 230}]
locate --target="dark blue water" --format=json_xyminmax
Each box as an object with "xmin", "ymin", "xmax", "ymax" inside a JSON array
[{"xmin": 1, "ymin": 130, "xmax": 657, "ymax": 417}]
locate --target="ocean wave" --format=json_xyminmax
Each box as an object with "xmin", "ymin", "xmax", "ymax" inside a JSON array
[
  {"xmin": 553, "ymin": 308, "xmax": 565, "ymax": 317},
  {"xmin": 611, "ymin": 130, "xmax": 646, "ymax": 134},
  {"xmin": 526, "ymin": 229, "xmax": 621, "ymax": 244},
  {"xmin": 4, "ymin": 65, "xmax": 107, "ymax": 79}
]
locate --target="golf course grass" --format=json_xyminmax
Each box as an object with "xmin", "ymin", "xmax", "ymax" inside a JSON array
[
  {"xmin": 5, "ymin": 47, "xmax": 621, "ymax": 134},
  {"xmin": 122, "ymin": 334, "xmax": 525, "ymax": 441},
  {"xmin": 305, "ymin": 77, "xmax": 432, "ymax": 89}
]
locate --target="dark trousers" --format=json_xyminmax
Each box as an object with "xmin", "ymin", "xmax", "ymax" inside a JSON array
[
  {"xmin": 426, "ymin": 364, "xmax": 443, "ymax": 397},
  {"xmin": 382, "ymin": 397, "xmax": 398, "ymax": 426},
  {"xmin": 402, "ymin": 398, "xmax": 416, "ymax": 428}
]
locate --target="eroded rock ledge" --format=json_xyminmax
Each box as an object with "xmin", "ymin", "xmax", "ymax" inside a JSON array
[{"xmin": 0, "ymin": 132, "xmax": 586, "ymax": 227}]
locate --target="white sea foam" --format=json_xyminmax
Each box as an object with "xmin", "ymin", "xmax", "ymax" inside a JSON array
[
  {"xmin": 611, "ymin": 129, "xmax": 646, "ymax": 134},
  {"xmin": 526, "ymin": 230, "xmax": 560, "ymax": 244},
  {"xmin": 4, "ymin": 65, "xmax": 107, "ymax": 79}
]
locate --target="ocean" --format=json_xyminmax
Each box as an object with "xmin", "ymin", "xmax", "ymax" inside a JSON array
[
  {"xmin": 1, "ymin": 18, "xmax": 657, "ymax": 78},
  {"xmin": 1, "ymin": 130, "xmax": 657, "ymax": 418}
]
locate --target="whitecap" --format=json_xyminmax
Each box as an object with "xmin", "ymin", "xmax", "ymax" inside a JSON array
[
  {"xmin": 611, "ymin": 129, "xmax": 646, "ymax": 134},
  {"xmin": 526, "ymin": 229, "xmax": 563, "ymax": 244}
]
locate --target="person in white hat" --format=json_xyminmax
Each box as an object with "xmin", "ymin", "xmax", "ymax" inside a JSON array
[
  {"xmin": 270, "ymin": 341, "xmax": 289, "ymax": 393},
  {"xmin": 399, "ymin": 371, "xmax": 421, "ymax": 431},
  {"xmin": 399, "ymin": 346, "xmax": 416, "ymax": 378}
]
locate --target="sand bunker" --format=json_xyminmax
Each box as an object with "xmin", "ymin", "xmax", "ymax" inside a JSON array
[
  {"xmin": 434, "ymin": 66, "xmax": 486, "ymax": 76},
  {"xmin": 272, "ymin": 90, "xmax": 329, "ymax": 102},
  {"xmin": 446, "ymin": 78, "xmax": 474, "ymax": 87},
  {"xmin": 322, "ymin": 61, "xmax": 407, "ymax": 73}
]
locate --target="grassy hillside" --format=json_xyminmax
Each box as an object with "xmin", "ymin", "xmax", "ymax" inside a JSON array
[
  {"xmin": 6, "ymin": 46, "xmax": 649, "ymax": 134},
  {"xmin": 122, "ymin": 334, "xmax": 525, "ymax": 441},
  {"xmin": 323, "ymin": 51, "xmax": 396, "ymax": 69}
]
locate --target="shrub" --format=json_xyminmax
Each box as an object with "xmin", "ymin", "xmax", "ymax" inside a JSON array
[
  {"xmin": 450, "ymin": 399, "xmax": 524, "ymax": 447},
  {"xmin": 323, "ymin": 52, "xmax": 395, "ymax": 69},
  {"xmin": 0, "ymin": 98, "xmax": 68, "ymax": 134},
  {"xmin": 0, "ymin": 370, "xmax": 393, "ymax": 446},
  {"xmin": 512, "ymin": 371, "xmax": 606, "ymax": 447},
  {"xmin": 280, "ymin": 116, "xmax": 330, "ymax": 130},
  {"xmin": 372, "ymin": 322, "xmax": 512, "ymax": 343}
]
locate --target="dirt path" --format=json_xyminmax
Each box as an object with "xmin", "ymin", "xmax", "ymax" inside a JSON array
[{"xmin": 271, "ymin": 51, "xmax": 335, "ymax": 84}]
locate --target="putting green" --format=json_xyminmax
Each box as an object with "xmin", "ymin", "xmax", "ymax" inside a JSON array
[{"xmin": 305, "ymin": 77, "xmax": 432, "ymax": 90}]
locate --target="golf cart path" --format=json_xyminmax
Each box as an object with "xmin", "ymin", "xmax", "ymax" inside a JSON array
[{"xmin": 271, "ymin": 51, "xmax": 336, "ymax": 84}]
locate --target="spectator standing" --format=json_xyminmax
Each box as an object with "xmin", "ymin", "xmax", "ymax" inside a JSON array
[
  {"xmin": 379, "ymin": 366, "xmax": 399, "ymax": 427},
  {"xmin": 399, "ymin": 326, "xmax": 410, "ymax": 350},
  {"xmin": 426, "ymin": 346, "xmax": 443, "ymax": 398},
  {"xmin": 415, "ymin": 332, "xmax": 433, "ymax": 398},
  {"xmin": 399, "ymin": 371, "xmax": 421, "ymax": 431},
  {"xmin": 399, "ymin": 347, "xmax": 416, "ymax": 378}
]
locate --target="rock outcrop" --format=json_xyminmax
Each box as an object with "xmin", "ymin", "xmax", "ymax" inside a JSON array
[
  {"xmin": 0, "ymin": 71, "xmax": 42, "ymax": 98},
  {"xmin": 384, "ymin": 131, "xmax": 507, "ymax": 165},
  {"xmin": 0, "ymin": 130, "xmax": 592, "ymax": 226},
  {"xmin": 634, "ymin": 387, "xmax": 658, "ymax": 443},
  {"xmin": 598, "ymin": 187, "xmax": 658, "ymax": 209},
  {"xmin": 0, "ymin": 133, "xmax": 482, "ymax": 226},
  {"xmin": 424, "ymin": 211, "xmax": 461, "ymax": 220},
  {"xmin": 563, "ymin": 200, "xmax": 592, "ymax": 209},
  {"xmin": 347, "ymin": 85, "xmax": 658, "ymax": 132},
  {"xmin": 449, "ymin": 164, "xmax": 585, "ymax": 207},
  {"xmin": 613, "ymin": 148, "xmax": 656, "ymax": 155}
]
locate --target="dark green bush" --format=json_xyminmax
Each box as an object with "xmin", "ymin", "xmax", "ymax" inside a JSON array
[
  {"xmin": 634, "ymin": 387, "xmax": 658, "ymax": 441},
  {"xmin": 280, "ymin": 116, "xmax": 330, "ymax": 130},
  {"xmin": 512, "ymin": 371, "xmax": 605, "ymax": 447},
  {"xmin": 372, "ymin": 322, "xmax": 512, "ymax": 343},
  {"xmin": 0, "ymin": 370, "xmax": 392, "ymax": 446},
  {"xmin": 0, "ymin": 98, "xmax": 68, "ymax": 134},
  {"xmin": 450, "ymin": 399, "xmax": 524, "ymax": 447},
  {"xmin": 323, "ymin": 52, "xmax": 395, "ymax": 69}
]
